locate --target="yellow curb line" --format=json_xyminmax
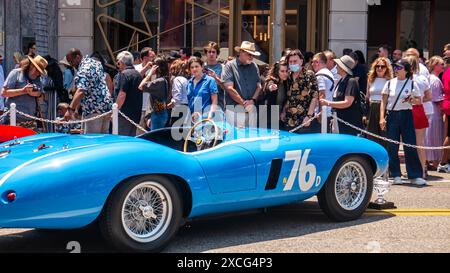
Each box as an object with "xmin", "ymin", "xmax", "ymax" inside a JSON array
[
  {"xmin": 366, "ymin": 209, "xmax": 450, "ymax": 216},
  {"xmin": 271, "ymin": 209, "xmax": 450, "ymax": 216}
]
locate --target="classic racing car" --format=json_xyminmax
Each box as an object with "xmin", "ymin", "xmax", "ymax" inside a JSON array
[
  {"xmin": 0, "ymin": 125, "xmax": 36, "ymax": 143},
  {"xmin": 0, "ymin": 119, "xmax": 388, "ymax": 252}
]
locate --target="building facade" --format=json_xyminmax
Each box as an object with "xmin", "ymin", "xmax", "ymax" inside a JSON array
[{"xmin": 1, "ymin": 0, "xmax": 449, "ymax": 73}]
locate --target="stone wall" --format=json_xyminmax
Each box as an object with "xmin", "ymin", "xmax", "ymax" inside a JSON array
[
  {"xmin": 3, "ymin": 0, "xmax": 58, "ymax": 73},
  {"xmin": 4, "ymin": 0, "xmax": 23, "ymax": 73},
  {"xmin": 328, "ymin": 0, "xmax": 368, "ymax": 57},
  {"xmin": 58, "ymin": 0, "xmax": 94, "ymax": 60},
  {"xmin": 0, "ymin": 0, "xmax": 4, "ymax": 58}
]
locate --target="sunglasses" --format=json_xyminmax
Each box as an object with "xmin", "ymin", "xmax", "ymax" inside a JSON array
[
  {"xmin": 394, "ymin": 65, "xmax": 405, "ymax": 71},
  {"xmin": 375, "ymin": 65, "xmax": 386, "ymax": 69}
]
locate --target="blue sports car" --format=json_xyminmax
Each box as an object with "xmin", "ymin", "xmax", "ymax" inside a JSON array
[{"xmin": 0, "ymin": 119, "xmax": 388, "ymax": 252}]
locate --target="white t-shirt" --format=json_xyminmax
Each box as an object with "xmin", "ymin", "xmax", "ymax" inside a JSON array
[
  {"xmin": 134, "ymin": 63, "xmax": 150, "ymax": 112},
  {"xmin": 368, "ymin": 78, "xmax": 387, "ymax": 102},
  {"xmin": 315, "ymin": 68, "xmax": 334, "ymax": 116},
  {"xmin": 382, "ymin": 78, "xmax": 420, "ymax": 111},
  {"xmin": 172, "ymin": 76, "xmax": 189, "ymax": 105},
  {"xmin": 414, "ymin": 73, "xmax": 433, "ymax": 115},
  {"xmin": 419, "ymin": 63, "xmax": 430, "ymax": 78}
]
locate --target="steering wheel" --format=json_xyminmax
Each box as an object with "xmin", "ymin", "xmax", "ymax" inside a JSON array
[{"xmin": 183, "ymin": 118, "xmax": 219, "ymax": 152}]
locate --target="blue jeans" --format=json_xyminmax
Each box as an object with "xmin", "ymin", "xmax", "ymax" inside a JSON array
[
  {"xmin": 386, "ymin": 110, "xmax": 422, "ymax": 179},
  {"xmin": 151, "ymin": 110, "xmax": 168, "ymax": 131}
]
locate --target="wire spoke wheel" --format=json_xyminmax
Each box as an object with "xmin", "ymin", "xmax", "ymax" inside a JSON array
[
  {"xmin": 334, "ymin": 161, "xmax": 368, "ymax": 211},
  {"xmin": 121, "ymin": 182, "xmax": 172, "ymax": 243}
]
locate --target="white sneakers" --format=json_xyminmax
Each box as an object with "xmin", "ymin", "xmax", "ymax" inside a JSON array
[
  {"xmin": 393, "ymin": 177, "xmax": 403, "ymax": 185},
  {"xmin": 437, "ymin": 164, "xmax": 450, "ymax": 173},
  {"xmin": 410, "ymin": 178, "xmax": 428, "ymax": 186},
  {"xmin": 392, "ymin": 177, "xmax": 427, "ymax": 186}
]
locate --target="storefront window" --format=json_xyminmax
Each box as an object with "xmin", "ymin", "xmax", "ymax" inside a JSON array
[
  {"xmin": 95, "ymin": 0, "xmax": 159, "ymax": 63},
  {"xmin": 192, "ymin": 0, "xmax": 229, "ymax": 50},
  {"xmin": 285, "ymin": 0, "xmax": 307, "ymax": 53},
  {"xmin": 94, "ymin": 0, "xmax": 229, "ymax": 64},
  {"xmin": 399, "ymin": 1, "xmax": 430, "ymax": 53},
  {"xmin": 240, "ymin": 0, "xmax": 271, "ymax": 63}
]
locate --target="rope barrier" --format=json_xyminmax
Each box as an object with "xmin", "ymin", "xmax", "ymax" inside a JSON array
[
  {"xmin": 14, "ymin": 110, "xmax": 112, "ymax": 125},
  {"xmin": 4, "ymin": 107, "xmax": 450, "ymax": 151},
  {"xmin": 289, "ymin": 113, "xmax": 321, "ymax": 133},
  {"xmin": 118, "ymin": 110, "xmax": 149, "ymax": 134},
  {"xmin": 0, "ymin": 110, "xmax": 10, "ymax": 123},
  {"xmin": 335, "ymin": 116, "xmax": 450, "ymax": 150}
]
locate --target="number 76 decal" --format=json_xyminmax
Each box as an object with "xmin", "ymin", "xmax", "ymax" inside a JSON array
[{"xmin": 283, "ymin": 150, "xmax": 322, "ymax": 192}]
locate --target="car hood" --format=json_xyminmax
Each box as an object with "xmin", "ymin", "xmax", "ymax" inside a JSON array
[{"xmin": 0, "ymin": 134, "xmax": 145, "ymax": 179}]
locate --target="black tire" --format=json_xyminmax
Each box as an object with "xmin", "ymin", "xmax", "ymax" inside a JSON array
[
  {"xmin": 317, "ymin": 156, "xmax": 373, "ymax": 222},
  {"xmin": 100, "ymin": 175, "xmax": 183, "ymax": 252}
]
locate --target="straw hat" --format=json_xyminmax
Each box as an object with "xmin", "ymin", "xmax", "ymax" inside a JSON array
[
  {"xmin": 59, "ymin": 56, "xmax": 71, "ymax": 67},
  {"xmin": 234, "ymin": 41, "xmax": 261, "ymax": 57},
  {"xmin": 28, "ymin": 55, "xmax": 48, "ymax": 75},
  {"xmin": 334, "ymin": 55, "xmax": 355, "ymax": 75}
]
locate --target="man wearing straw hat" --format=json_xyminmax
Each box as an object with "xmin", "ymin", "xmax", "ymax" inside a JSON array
[
  {"xmin": 222, "ymin": 41, "xmax": 262, "ymax": 128},
  {"xmin": 1, "ymin": 55, "xmax": 48, "ymax": 130}
]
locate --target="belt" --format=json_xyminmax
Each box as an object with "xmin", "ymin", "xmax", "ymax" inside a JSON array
[{"xmin": 370, "ymin": 100, "xmax": 381, "ymax": 103}]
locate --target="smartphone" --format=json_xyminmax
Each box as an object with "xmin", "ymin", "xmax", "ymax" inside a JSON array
[{"xmin": 402, "ymin": 95, "xmax": 411, "ymax": 103}]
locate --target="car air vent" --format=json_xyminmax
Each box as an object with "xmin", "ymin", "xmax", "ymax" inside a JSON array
[
  {"xmin": 0, "ymin": 149, "xmax": 11, "ymax": 158},
  {"xmin": 34, "ymin": 144, "xmax": 52, "ymax": 152}
]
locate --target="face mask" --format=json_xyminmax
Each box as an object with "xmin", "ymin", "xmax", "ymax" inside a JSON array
[{"xmin": 289, "ymin": 64, "xmax": 300, "ymax": 72}]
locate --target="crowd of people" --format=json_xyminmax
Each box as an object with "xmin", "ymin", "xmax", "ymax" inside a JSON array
[{"xmin": 1, "ymin": 41, "xmax": 450, "ymax": 186}]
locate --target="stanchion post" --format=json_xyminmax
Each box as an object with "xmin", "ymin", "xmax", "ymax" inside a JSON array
[
  {"xmin": 112, "ymin": 103, "xmax": 118, "ymax": 135},
  {"xmin": 321, "ymin": 105, "xmax": 327, "ymax": 134},
  {"xmin": 332, "ymin": 112, "xmax": 338, "ymax": 134},
  {"xmin": 10, "ymin": 103, "xmax": 16, "ymax": 126}
]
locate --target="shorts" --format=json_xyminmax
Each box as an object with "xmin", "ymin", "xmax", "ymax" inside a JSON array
[{"xmin": 412, "ymin": 104, "xmax": 429, "ymax": 130}]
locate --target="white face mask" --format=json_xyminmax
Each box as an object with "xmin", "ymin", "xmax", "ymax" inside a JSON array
[{"xmin": 289, "ymin": 64, "xmax": 300, "ymax": 73}]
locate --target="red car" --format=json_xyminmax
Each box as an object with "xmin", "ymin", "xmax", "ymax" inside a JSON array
[{"xmin": 0, "ymin": 125, "xmax": 36, "ymax": 143}]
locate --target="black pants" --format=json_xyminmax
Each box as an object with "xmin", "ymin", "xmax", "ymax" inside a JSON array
[{"xmin": 366, "ymin": 102, "xmax": 388, "ymax": 149}]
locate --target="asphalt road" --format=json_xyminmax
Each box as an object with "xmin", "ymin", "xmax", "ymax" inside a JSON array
[{"xmin": 1, "ymin": 169, "xmax": 450, "ymax": 253}]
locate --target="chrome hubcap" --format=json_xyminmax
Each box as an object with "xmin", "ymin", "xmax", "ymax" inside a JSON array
[
  {"xmin": 334, "ymin": 162, "xmax": 368, "ymax": 211},
  {"xmin": 121, "ymin": 182, "xmax": 172, "ymax": 243},
  {"xmin": 140, "ymin": 204, "xmax": 157, "ymax": 220}
]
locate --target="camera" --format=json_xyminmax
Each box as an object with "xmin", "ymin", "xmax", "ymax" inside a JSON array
[{"xmin": 31, "ymin": 84, "xmax": 42, "ymax": 92}]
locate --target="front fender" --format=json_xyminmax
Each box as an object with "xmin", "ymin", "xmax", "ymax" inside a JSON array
[{"xmin": 0, "ymin": 142, "xmax": 208, "ymax": 229}]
